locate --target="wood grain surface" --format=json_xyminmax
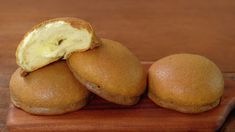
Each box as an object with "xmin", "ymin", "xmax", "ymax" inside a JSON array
[{"xmin": 1, "ymin": 0, "xmax": 235, "ymax": 131}]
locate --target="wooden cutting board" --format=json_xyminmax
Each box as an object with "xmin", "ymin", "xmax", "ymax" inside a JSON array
[{"xmin": 6, "ymin": 63, "xmax": 235, "ymax": 131}]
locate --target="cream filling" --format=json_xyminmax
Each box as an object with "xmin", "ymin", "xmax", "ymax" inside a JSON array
[{"xmin": 17, "ymin": 21, "xmax": 92, "ymax": 71}]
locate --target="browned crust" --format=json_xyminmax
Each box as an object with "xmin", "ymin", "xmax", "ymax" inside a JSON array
[
  {"xmin": 147, "ymin": 53, "xmax": 224, "ymax": 113},
  {"xmin": 67, "ymin": 38, "xmax": 146, "ymax": 103},
  {"xmin": 67, "ymin": 62, "xmax": 140, "ymax": 105},
  {"xmin": 148, "ymin": 91, "xmax": 221, "ymax": 113},
  {"xmin": 9, "ymin": 61, "xmax": 91, "ymax": 115},
  {"xmin": 11, "ymin": 93, "xmax": 89, "ymax": 115},
  {"xmin": 16, "ymin": 17, "xmax": 101, "ymax": 72},
  {"xmin": 19, "ymin": 68, "xmax": 29, "ymax": 77}
]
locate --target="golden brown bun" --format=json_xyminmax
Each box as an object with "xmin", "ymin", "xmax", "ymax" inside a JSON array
[
  {"xmin": 148, "ymin": 53, "xmax": 224, "ymax": 113},
  {"xmin": 67, "ymin": 39, "xmax": 146, "ymax": 105},
  {"xmin": 16, "ymin": 17, "xmax": 101, "ymax": 72},
  {"xmin": 9, "ymin": 61, "xmax": 90, "ymax": 115}
]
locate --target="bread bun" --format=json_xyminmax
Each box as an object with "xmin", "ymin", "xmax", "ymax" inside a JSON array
[
  {"xmin": 67, "ymin": 39, "xmax": 146, "ymax": 105},
  {"xmin": 9, "ymin": 61, "xmax": 90, "ymax": 115},
  {"xmin": 16, "ymin": 17, "xmax": 100, "ymax": 72},
  {"xmin": 148, "ymin": 53, "xmax": 224, "ymax": 113}
]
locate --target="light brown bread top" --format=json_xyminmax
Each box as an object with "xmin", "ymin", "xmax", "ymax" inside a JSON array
[
  {"xmin": 10, "ymin": 61, "xmax": 90, "ymax": 109},
  {"xmin": 16, "ymin": 17, "xmax": 101, "ymax": 72},
  {"xmin": 149, "ymin": 53, "xmax": 224, "ymax": 106},
  {"xmin": 67, "ymin": 39, "xmax": 146, "ymax": 97}
]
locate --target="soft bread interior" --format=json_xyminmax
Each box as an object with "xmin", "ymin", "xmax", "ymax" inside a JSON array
[{"xmin": 17, "ymin": 21, "xmax": 93, "ymax": 72}]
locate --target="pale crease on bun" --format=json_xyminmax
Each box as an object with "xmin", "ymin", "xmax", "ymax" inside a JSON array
[
  {"xmin": 67, "ymin": 38, "xmax": 146, "ymax": 105},
  {"xmin": 9, "ymin": 61, "xmax": 90, "ymax": 115},
  {"xmin": 148, "ymin": 53, "xmax": 224, "ymax": 113},
  {"xmin": 16, "ymin": 17, "xmax": 101, "ymax": 72}
]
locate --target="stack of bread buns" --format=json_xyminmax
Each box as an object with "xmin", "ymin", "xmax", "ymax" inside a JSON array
[
  {"xmin": 10, "ymin": 18, "xmax": 146, "ymax": 115},
  {"xmin": 9, "ymin": 17, "xmax": 224, "ymax": 115}
]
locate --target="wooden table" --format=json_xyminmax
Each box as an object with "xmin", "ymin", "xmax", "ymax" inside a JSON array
[{"xmin": 1, "ymin": 0, "xmax": 235, "ymax": 131}]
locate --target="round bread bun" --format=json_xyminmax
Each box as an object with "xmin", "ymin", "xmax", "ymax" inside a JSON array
[
  {"xmin": 16, "ymin": 17, "xmax": 101, "ymax": 72},
  {"xmin": 67, "ymin": 38, "xmax": 146, "ymax": 105},
  {"xmin": 9, "ymin": 61, "xmax": 90, "ymax": 115},
  {"xmin": 148, "ymin": 53, "xmax": 224, "ymax": 113}
]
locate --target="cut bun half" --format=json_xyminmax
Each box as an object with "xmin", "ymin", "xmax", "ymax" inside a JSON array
[{"xmin": 16, "ymin": 17, "xmax": 100, "ymax": 72}]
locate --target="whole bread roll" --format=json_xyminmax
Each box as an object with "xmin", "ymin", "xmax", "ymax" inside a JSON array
[
  {"xmin": 10, "ymin": 61, "xmax": 90, "ymax": 115},
  {"xmin": 67, "ymin": 39, "xmax": 146, "ymax": 105},
  {"xmin": 148, "ymin": 53, "xmax": 224, "ymax": 113}
]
